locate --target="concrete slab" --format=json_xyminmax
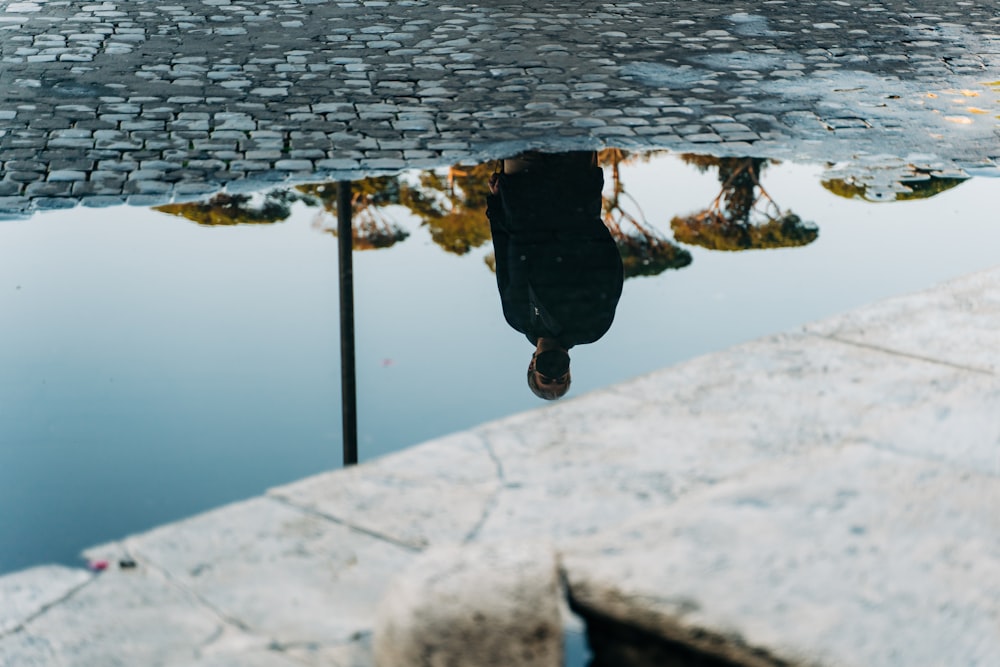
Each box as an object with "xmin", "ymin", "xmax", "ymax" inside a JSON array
[
  {"xmin": 806, "ymin": 267, "xmax": 1000, "ymax": 375},
  {"xmin": 83, "ymin": 496, "xmax": 413, "ymax": 648},
  {"xmin": 0, "ymin": 565, "xmax": 92, "ymax": 635},
  {"xmin": 562, "ymin": 445, "xmax": 1000, "ymax": 667},
  {"xmin": 0, "ymin": 561, "xmax": 244, "ymax": 667},
  {"xmin": 268, "ymin": 431, "xmax": 500, "ymax": 550},
  {"xmin": 466, "ymin": 332, "xmax": 1000, "ymax": 546}
]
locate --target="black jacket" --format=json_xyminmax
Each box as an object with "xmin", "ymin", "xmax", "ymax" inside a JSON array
[{"xmin": 486, "ymin": 160, "xmax": 624, "ymax": 348}]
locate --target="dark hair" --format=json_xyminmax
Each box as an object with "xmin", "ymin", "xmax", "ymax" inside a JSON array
[
  {"xmin": 527, "ymin": 349, "xmax": 572, "ymax": 400},
  {"xmin": 527, "ymin": 368, "xmax": 571, "ymax": 400},
  {"xmin": 534, "ymin": 349, "xmax": 570, "ymax": 378}
]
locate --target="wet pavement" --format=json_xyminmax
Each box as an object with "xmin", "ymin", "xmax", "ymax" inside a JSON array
[{"xmin": 2, "ymin": 0, "xmax": 1000, "ymax": 218}]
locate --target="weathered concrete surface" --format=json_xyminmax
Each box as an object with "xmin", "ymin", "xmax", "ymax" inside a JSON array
[
  {"xmin": 0, "ymin": 560, "xmax": 298, "ymax": 667},
  {"xmin": 269, "ymin": 431, "xmax": 502, "ymax": 550},
  {"xmin": 0, "ymin": 565, "xmax": 92, "ymax": 636},
  {"xmin": 374, "ymin": 542, "xmax": 562, "ymax": 667},
  {"xmin": 562, "ymin": 445, "xmax": 1000, "ymax": 667},
  {"xmin": 1, "ymin": 263, "xmax": 998, "ymax": 666},
  {"xmin": 806, "ymin": 267, "xmax": 1000, "ymax": 374},
  {"xmin": 2, "ymin": 0, "xmax": 1000, "ymax": 217},
  {"xmin": 82, "ymin": 496, "xmax": 415, "ymax": 648}
]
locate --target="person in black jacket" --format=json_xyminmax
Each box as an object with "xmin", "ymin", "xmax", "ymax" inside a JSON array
[{"xmin": 486, "ymin": 151, "xmax": 624, "ymax": 400}]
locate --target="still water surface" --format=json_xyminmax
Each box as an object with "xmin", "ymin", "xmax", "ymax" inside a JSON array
[{"xmin": 2, "ymin": 151, "xmax": 999, "ymax": 574}]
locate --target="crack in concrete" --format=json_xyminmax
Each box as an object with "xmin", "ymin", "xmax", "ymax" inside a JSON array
[
  {"xmin": 480, "ymin": 430, "xmax": 508, "ymax": 484},
  {"xmin": 461, "ymin": 431, "xmax": 509, "ymax": 544},
  {"xmin": 0, "ymin": 573, "xmax": 96, "ymax": 640},
  {"xmin": 807, "ymin": 332, "xmax": 997, "ymax": 376},
  {"xmin": 461, "ymin": 488, "xmax": 502, "ymax": 545},
  {"xmin": 193, "ymin": 623, "xmax": 227, "ymax": 659},
  {"xmin": 128, "ymin": 547, "xmax": 257, "ymax": 635},
  {"xmin": 266, "ymin": 495, "xmax": 423, "ymax": 554}
]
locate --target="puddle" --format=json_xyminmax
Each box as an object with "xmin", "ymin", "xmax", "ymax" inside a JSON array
[{"xmin": 2, "ymin": 149, "xmax": 999, "ymax": 574}]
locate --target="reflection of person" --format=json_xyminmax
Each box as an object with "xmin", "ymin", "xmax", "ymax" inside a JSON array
[{"xmin": 486, "ymin": 151, "xmax": 624, "ymax": 400}]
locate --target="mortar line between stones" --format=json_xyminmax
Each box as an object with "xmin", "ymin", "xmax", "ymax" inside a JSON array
[
  {"xmin": 0, "ymin": 575, "xmax": 96, "ymax": 640},
  {"xmin": 266, "ymin": 494, "xmax": 423, "ymax": 554},
  {"xmin": 807, "ymin": 332, "xmax": 996, "ymax": 376},
  {"xmin": 131, "ymin": 548, "xmax": 258, "ymax": 636}
]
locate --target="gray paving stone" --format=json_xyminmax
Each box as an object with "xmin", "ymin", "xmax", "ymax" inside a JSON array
[
  {"xmin": 31, "ymin": 197, "xmax": 77, "ymax": 210},
  {"xmin": 46, "ymin": 170, "xmax": 88, "ymax": 182},
  {"xmin": 80, "ymin": 195, "xmax": 127, "ymax": 207}
]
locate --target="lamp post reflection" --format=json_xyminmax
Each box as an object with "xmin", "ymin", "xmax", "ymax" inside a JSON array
[{"xmin": 337, "ymin": 180, "xmax": 358, "ymax": 466}]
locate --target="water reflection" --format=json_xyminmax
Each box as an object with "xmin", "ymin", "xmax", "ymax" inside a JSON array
[
  {"xmin": 298, "ymin": 180, "xmax": 410, "ymax": 250},
  {"xmin": 487, "ymin": 151, "xmax": 623, "ymax": 400},
  {"xmin": 155, "ymin": 190, "xmax": 298, "ymax": 226},
  {"xmin": 4, "ymin": 149, "xmax": 994, "ymax": 575},
  {"xmin": 149, "ymin": 149, "xmax": 977, "ymax": 407},
  {"xmin": 821, "ymin": 165, "xmax": 968, "ymax": 203},
  {"xmin": 601, "ymin": 149, "xmax": 692, "ymax": 278},
  {"xmin": 671, "ymin": 156, "xmax": 818, "ymax": 252}
]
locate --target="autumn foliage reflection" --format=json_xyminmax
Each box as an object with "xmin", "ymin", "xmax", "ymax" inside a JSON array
[
  {"xmin": 154, "ymin": 152, "xmax": 827, "ymax": 271},
  {"xmin": 296, "ymin": 179, "xmax": 409, "ymax": 251},
  {"xmin": 670, "ymin": 156, "xmax": 818, "ymax": 252},
  {"xmin": 821, "ymin": 170, "xmax": 967, "ymax": 202},
  {"xmin": 400, "ymin": 164, "xmax": 493, "ymax": 255},
  {"xmin": 154, "ymin": 192, "xmax": 296, "ymax": 226}
]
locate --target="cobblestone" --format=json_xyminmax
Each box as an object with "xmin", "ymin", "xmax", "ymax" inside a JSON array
[{"xmin": 1, "ymin": 0, "xmax": 999, "ymax": 219}]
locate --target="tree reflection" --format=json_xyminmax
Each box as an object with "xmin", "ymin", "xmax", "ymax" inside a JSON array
[
  {"xmin": 154, "ymin": 152, "xmax": 829, "ymax": 261},
  {"xmin": 671, "ymin": 156, "xmax": 818, "ymax": 251},
  {"xmin": 297, "ymin": 179, "xmax": 409, "ymax": 251},
  {"xmin": 821, "ymin": 169, "xmax": 967, "ymax": 202},
  {"xmin": 399, "ymin": 164, "xmax": 494, "ymax": 255},
  {"xmin": 598, "ymin": 149, "xmax": 692, "ymax": 277},
  {"xmin": 154, "ymin": 191, "xmax": 296, "ymax": 226}
]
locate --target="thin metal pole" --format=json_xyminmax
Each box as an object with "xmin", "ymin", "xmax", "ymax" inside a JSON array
[{"xmin": 337, "ymin": 180, "xmax": 358, "ymax": 466}]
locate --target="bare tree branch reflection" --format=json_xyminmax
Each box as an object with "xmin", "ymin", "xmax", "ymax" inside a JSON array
[
  {"xmin": 598, "ymin": 149, "xmax": 692, "ymax": 277},
  {"xmin": 671, "ymin": 156, "xmax": 818, "ymax": 252}
]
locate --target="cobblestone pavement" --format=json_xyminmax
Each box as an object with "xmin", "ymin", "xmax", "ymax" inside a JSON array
[{"xmin": 1, "ymin": 0, "xmax": 999, "ymax": 218}]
